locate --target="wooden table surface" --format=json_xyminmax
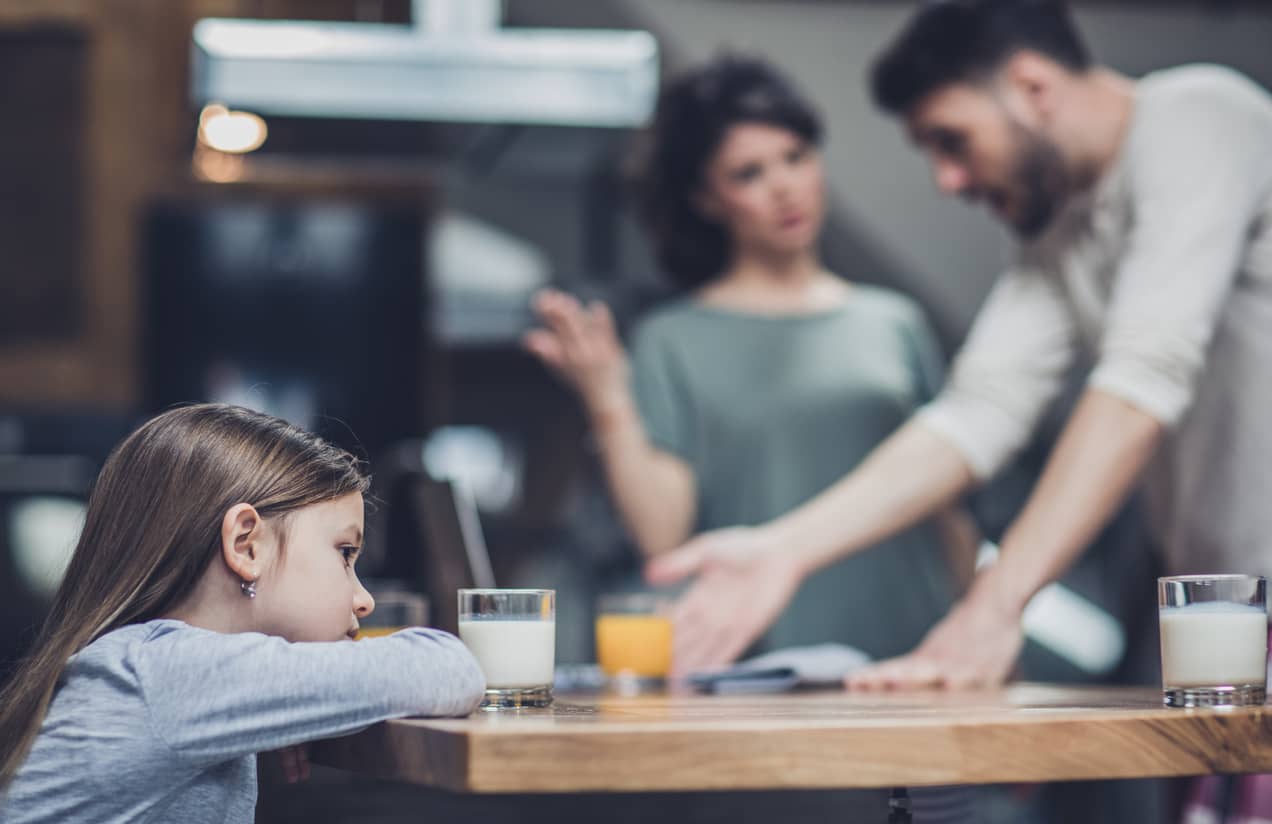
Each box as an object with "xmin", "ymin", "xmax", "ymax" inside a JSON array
[{"xmin": 311, "ymin": 684, "xmax": 1272, "ymax": 793}]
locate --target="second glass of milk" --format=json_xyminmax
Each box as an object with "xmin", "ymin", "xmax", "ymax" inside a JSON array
[{"xmin": 1159, "ymin": 575, "xmax": 1267, "ymax": 708}]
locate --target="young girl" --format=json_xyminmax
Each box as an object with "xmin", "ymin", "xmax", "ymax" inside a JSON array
[
  {"xmin": 526, "ymin": 55, "xmax": 978, "ymax": 672},
  {"xmin": 0, "ymin": 404, "xmax": 485, "ymax": 823}
]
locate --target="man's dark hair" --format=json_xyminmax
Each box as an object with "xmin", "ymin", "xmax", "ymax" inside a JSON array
[
  {"xmin": 632, "ymin": 54, "xmax": 823, "ymax": 290},
  {"xmin": 871, "ymin": 0, "xmax": 1092, "ymax": 115}
]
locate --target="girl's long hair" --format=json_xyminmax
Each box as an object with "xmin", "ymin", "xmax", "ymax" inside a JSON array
[{"xmin": 0, "ymin": 404, "xmax": 369, "ymax": 789}]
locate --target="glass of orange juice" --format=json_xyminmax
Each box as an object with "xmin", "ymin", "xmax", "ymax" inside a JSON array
[
  {"xmin": 357, "ymin": 589, "xmax": 429, "ymax": 639},
  {"xmin": 595, "ymin": 592, "xmax": 673, "ymax": 683}
]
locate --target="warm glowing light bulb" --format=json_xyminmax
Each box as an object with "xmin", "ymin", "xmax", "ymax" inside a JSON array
[{"xmin": 198, "ymin": 104, "xmax": 268, "ymax": 153}]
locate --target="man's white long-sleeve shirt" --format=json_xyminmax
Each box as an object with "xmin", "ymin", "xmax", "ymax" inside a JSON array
[{"xmin": 919, "ymin": 65, "xmax": 1272, "ymax": 578}]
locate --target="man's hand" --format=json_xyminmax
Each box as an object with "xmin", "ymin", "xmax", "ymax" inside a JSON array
[
  {"xmin": 845, "ymin": 594, "xmax": 1024, "ymax": 690},
  {"xmin": 844, "ymin": 389, "xmax": 1164, "ymax": 692},
  {"xmin": 645, "ymin": 526, "xmax": 805, "ymax": 676}
]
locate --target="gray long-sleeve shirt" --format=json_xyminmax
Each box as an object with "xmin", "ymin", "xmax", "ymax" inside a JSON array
[{"xmin": 1, "ymin": 620, "xmax": 485, "ymax": 824}]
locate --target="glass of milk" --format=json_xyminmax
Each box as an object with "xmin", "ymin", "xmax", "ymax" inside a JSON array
[
  {"xmin": 458, "ymin": 589, "xmax": 556, "ymax": 709},
  {"xmin": 1159, "ymin": 575, "xmax": 1267, "ymax": 708}
]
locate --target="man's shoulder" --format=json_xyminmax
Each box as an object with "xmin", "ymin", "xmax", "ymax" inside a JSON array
[
  {"xmin": 1122, "ymin": 64, "xmax": 1272, "ymax": 188},
  {"xmin": 1138, "ymin": 64, "xmax": 1271, "ymax": 117}
]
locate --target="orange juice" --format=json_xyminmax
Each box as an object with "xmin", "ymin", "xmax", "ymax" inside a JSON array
[
  {"xmin": 595, "ymin": 613, "xmax": 672, "ymax": 678},
  {"xmin": 356, "ymin": 626, "xmax": 404, "ymax": 640}
]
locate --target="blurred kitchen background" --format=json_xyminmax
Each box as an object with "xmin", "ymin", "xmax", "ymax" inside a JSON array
[{"xmin": 0, "ymin": 1, "xmax": 1269, "ymax": 820}]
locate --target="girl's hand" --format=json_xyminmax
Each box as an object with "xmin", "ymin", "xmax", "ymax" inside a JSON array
[
  {"xmin": 274, "ymin": 744, "xmax": 311, "ymax": 784},
  {"xmin": 524, "ymin": 290, "xmax": 631, "ymax": 416}
]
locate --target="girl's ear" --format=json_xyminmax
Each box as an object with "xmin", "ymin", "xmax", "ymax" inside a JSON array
[{"xmin": 221, "ymin": 503, "xmax": 265, "ymax": 584}]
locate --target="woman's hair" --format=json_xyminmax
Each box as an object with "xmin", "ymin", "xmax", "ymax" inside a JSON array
[
  {"xmin": 633, "ymin": 54, "xmax": 823, "ymax": 290},
  {"xmin": 0, "ymin": 404, "xmax": 370, "ymax": 789}
]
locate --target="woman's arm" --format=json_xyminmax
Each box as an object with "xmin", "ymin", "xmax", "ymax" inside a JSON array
[
  {"xmin": 588, "ymin": 395, "xmax": 696, "ymax": 556},
  {"xmin": 525, "ymin": 290, "xmax": 695, "ymax": 556}
]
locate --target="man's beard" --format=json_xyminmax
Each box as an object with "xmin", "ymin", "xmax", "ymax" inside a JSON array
[{"xmin": 1006, "ymin": 125, "xmax": 1070, "ymax": 240}]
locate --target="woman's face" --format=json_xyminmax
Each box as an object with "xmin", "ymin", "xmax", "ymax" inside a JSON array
[{"xmin": 697, "ymin": 122, "xmax": 826, "ymax": 260}]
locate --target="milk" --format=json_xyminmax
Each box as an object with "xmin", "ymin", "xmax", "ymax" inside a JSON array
[
  {"xmin": 1159, "ymin": 602, "xmax": 1268, "ymax": 688},
  {"xmin": 458, "ymin": 619, "xmax": 556, "ymax": 688}
]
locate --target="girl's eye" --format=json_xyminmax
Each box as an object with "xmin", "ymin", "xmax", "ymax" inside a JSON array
[
  {"xmin": 786, "ymin": 146, "xmax": 808, "ymax": 165},
  {"xmin": 339, "ymin": 545, "xmax": 360, "ymax": 567}
]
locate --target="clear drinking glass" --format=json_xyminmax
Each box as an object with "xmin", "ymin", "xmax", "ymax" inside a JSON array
[
  {"xmin": 1159, "ymin": 575, "xmax": 1267, "ymax": 708},
  {"xmin": 356, "ymin": 589, "xmax": 429, "ymax": 639},
  {"xmin": 595, "ymin": 592, "xmax": 673, "ymax": 685},
  {"xmin": 458, "ymin": 588, "xmax": 555, "ymax": 709}
]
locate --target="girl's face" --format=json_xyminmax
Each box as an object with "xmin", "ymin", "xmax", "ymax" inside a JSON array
[
  {"xmin": 254, "ymin": 492, "xmax": 374, "ymax": 643},
  {"xmin": 696, "ymin": 122, "xmax": 826, "ymax": 261}
]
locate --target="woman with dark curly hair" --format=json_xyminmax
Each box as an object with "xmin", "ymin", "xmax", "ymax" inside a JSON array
[{"xmin": 526, "ymin": 55, "xmax": 975, "ymax": 670}]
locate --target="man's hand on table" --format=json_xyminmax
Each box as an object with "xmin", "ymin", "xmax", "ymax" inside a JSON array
[
  {"xmin": 846, "ymin": 592, "xmax": 1024, "ymax": 690},
  {"xmin": 645, "ymin": 526, "xmax": 805, "ymax": 677}
]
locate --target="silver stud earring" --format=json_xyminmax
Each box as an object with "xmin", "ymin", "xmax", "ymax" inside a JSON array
[{"xmin": 241, "ymin": 579, "xmax": 257, "ymax": 599}]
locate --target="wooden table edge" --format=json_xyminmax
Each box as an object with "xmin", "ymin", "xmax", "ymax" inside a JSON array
[{"xmin": 310, "ymin": 689, "xmax": 1272, "ymax": 793}]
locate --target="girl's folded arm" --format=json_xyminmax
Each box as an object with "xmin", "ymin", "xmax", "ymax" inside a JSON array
[{"xmin": 134, "ymin": 624, "xmax": 485, "ymax": 767}]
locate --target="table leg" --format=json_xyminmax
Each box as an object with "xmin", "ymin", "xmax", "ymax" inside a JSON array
[{"xmin": 888, "ymin": 787, "xmax": 912, "ymax": 823}]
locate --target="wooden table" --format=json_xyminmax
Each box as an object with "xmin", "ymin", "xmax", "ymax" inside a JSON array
[{"xmin": 311, "ymin": 684, "xmax": 1272, "ymax": 795}]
